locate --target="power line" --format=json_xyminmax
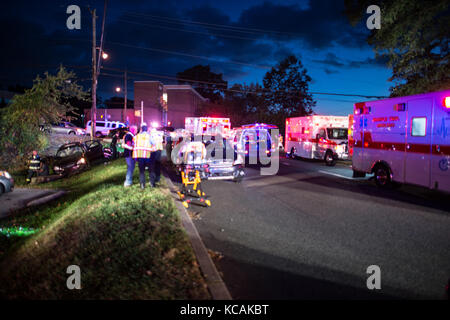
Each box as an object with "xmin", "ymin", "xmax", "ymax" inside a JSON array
[
  {"xmin": 124, "ymin": 11, "xmax": 301, "ymax": 37},
  {"xmin": 117, "ymin": 19, "xmax": 267, "ymax": 42},
  {"xmin": 101, "ymin": 66, "xmax": 387, "ymax": 99},
  {"xmin": 106, "ymin": 40, "xmax": 272, "ymax": 69}
]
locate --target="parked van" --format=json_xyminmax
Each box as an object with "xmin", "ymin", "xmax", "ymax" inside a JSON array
[
  {"xmin": 351, "ymin": 90, "xmax": 450, "ymax": 192},
  {"xmin": 285, "ymin": 115, "xmax": 349, "ymax": 166},
  {"xmin": 85, "ymin": 120, "xmax": 126, "ymax": 137}
]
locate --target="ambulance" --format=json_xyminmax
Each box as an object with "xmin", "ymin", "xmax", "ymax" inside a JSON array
[
  {"xmin": 233, "ymin": 123, "xmax": 278, "ymax": 157},
  {"xmin": 351, "ymin": 90, "xmax": 450, "ymax": 192},
  {"xmin": 285, "ymin": 115, "xmax": 349, "ymax": 166},
  {"xmin": 185, "ymin": 117, "xmax": 232, "ymax": 137}
]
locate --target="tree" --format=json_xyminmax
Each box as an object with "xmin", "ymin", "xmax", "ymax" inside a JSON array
[
  {"xmin": 176, "ymin": 65, "xmax": 228, "ymax": 103},
  {"xmin": 345, "ymin": 0, "xmax": 450, "ymax": 96},
  {"xmin": 262, "ymin": 55, "xmax": 315, "ymax": 130},
  {"xmin": 0, "ymin": 66, "xmax": 88, "ymax": 168}
]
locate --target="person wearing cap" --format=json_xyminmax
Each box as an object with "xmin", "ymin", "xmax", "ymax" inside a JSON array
[{"xmin": 132, "ymin": 123, "xmax": 156, "ymax": 189}]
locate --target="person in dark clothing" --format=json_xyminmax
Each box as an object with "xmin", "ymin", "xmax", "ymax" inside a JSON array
[
  {"xmin": 111, "ymin": 132, "xmax": 119, "ymax": 159},
  {"xmin": 123, "ymin": 125, "xmax": 137, "ymax": 187}
]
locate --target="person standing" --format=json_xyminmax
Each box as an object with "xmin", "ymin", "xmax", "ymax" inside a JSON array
[
  {"xmin": 123, "ymin": 125, "xmax": 137, "ymax": 187},
  {"xmin": 111, "ymin": 132, "xmax": 119, "ymax": 159},
  {"xmin": 132, "ymin": 123, "xmax": 155, "ymax": 189},
  {"xmin": 26, "ymin": 150, "xmax": 41, "ymax": 184},
  {"xmin": 150, "ymin": 128, "xmax": 164, "ymax": 187}
]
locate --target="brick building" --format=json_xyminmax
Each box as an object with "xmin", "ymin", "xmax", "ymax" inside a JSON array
[{"xmin": 84, "ymin": 81, "xmax": 207, "ymax": 129}]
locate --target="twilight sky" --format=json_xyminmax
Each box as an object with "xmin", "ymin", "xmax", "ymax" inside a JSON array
[{"xmin": 0, "ymin": 0, "xmax": 392, "ymax": 116}]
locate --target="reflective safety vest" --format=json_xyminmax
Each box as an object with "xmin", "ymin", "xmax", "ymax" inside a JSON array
[
  {"xmin": 29, "ymin": 155, "xmax": 41, "ymax": 171},
  {"xmin": 152, "ymin": 130, "xmax": 164, "ymax": 151},
  {"xmin": 132, "ymin": 132, "xmax": 154, "ymax": 158}
]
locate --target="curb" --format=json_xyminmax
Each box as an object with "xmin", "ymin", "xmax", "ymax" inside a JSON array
[
  {"xmin": 26, "ymin": 190, "xmax": 67, "ymax": 207},
  {"xmin": 163, "ymin": 170, "xmax": 232, "ymax": 300}
]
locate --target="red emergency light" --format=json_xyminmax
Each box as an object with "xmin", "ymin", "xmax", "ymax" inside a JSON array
[{"xmin": 444, "ymin": 97, "xmax": 450, "ymax": 108}]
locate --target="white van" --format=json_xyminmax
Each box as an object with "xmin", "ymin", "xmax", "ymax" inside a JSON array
[
  {"xmin": 85, "ymin": 120, "xmax": 126, "ymax": 137},
  {"xmin": 352, "ymin": 90, "xmax": 450, "ymax": 192}
]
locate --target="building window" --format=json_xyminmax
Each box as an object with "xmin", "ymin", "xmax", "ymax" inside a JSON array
[{"xmin": 411, "ymin": 117, "xmax": 426, "ymax": 137}]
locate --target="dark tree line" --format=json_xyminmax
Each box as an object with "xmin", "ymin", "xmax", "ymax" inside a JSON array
[{"xmin": 176, "ymin": 55, "xmax": 316, "ymax": 133}]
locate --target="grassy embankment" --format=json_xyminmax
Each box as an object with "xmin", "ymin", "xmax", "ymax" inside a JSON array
[{"xmin": 0, "ymin": 159, "xmax": 210, "ymax": 299}]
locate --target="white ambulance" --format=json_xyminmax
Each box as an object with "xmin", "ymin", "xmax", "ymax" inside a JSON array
[
  {"xmin": 351, "ymin": 90, "xmax": 450, "ymax": 192},
  {"xmin": 185, "ymin": 117, "xmax": 231, "ymax": 137},
  {"xmin": 285, "ymin": 115, "xmax": 349, "ymax": 166}
]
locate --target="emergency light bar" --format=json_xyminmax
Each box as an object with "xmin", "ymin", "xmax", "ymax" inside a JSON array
[
  {"xmin": 444, "ymin": 97, "xmax": 450, "ymax": 108},
  {"xmin": 394, "ymin": 103, "xmax": 406, "ymax": 111}
]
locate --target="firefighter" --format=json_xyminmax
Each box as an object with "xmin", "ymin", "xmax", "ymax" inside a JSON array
[
  {"xmin": 123, "ymin": 125, "xmax": 137, "ymax": 187},
  {"xmin": 26, "ymin": 150, "xmax": 41, "ymax": 184},
  {"xmin": 132, "ymin": 123, "xmax": 156, "ymax": 189},
  {"xmin": 150, "ymin": 128, "xmax": 164, "ymax": 187}
]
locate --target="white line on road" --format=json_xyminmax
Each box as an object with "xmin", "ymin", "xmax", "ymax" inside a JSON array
[{"xmin": 318, "ymin": 170, "xmax": 354, "ymax": 180}]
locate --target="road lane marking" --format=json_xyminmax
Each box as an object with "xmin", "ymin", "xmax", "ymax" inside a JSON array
[{"xmin": 318, "ymin": 170, "xmax": 354, "ymax": 180}]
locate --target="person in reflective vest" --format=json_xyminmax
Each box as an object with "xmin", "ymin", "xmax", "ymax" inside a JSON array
[
  {"xmin": 123, "ymin": 125, "xmax": 137, "ymax": 187},
  {"xmin": 133, "ymin": 123, "xmax": 156, "ymax": 189},
  {"xmin": 26, "ymin": 150, "xmax": 41, "ymax": 183},
  {"xmin": 150, "ymin": 128, "xmax": 164, "ymax": 186}
]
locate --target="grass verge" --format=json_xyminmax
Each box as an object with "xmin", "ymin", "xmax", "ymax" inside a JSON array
[{"xmin": 0, "ymin": 159, "xmax": 210, "ymax": 299}]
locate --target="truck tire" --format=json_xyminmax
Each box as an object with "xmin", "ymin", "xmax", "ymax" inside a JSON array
[
  {"xmin": 374, "ymin": 164, "xmax": 392, "ymax": 188},
  {"xmin": 324, "ymin": 150, "xmax": 336, "ymax": 166}
]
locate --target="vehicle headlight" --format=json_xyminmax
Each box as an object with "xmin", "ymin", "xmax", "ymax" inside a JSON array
[
  {"xmin": 77, "ymin": 158, "xmax": 86, "ymax": 165},
  {"xmin": 0, "ymin": 171, "xmax": 12, "ymax": 179},
  {"xmin": 54, "ymin": 166, "xmax": 61, "ymax": 172}
]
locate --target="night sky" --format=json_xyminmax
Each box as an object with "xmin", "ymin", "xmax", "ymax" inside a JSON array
[{"xmin": 1, "ymin": 0, "xmax": 392, "ymax": 116}]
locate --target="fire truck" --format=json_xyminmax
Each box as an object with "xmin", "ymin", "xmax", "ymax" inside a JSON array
[
  {"xmin": 351, "ymin": 90, "xmax": 450, "ymax": 192},
  {"xmin": 285, "ymin": 115, "xmax": 349, "ymax": 166},
  {"xmin": 185, "ymin": 117, "xmax": 231, "ymax": 137}
]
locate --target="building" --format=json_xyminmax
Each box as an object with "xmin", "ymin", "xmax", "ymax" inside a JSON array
[{"xmin": 84, "ymin": 81, "xmax": 207, "ymax": 129}]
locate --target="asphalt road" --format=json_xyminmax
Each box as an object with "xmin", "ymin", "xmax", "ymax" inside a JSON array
[{"xmin": 170, "ymin": 154, "xmax": 450, "ymax": 300}]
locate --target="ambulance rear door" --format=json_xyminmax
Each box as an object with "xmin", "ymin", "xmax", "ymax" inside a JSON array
[{"xmin": 405, "ymin": 98, "xmax": 433, "ymax": 188}]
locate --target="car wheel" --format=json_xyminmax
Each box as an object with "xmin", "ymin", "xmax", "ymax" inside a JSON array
[
  {"xmin": 374, "ymin": 164, "xmax": 392, "ymax": 188},
  {"xmin": 324, "ymin": 150, "xmax": 336, "ymax": 166},
  {"xmin": 95, "ymin": 131, "xmax": 102, "ymax": 138},
  {"xmin": 68, "ymin": 131, "xmax": 76, "ymax": 135}
]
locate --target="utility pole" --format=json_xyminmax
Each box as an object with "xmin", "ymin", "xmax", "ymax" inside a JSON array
[
  {"xmin": 90, "ymin": 8, "xmax": 97, "ymax": 139},
  {"xmin": 124, "ymin": 69, "xmax": 127, "ymax": 124}
]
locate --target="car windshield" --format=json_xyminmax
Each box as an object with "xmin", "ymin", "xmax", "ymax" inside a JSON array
[
  {"xmin": 57, "ymin": 145, "xmax": 83, "ymax": 157},
  {"xmin": 327, "ymin": 128, "xmax": 348, "ymax": 140}
]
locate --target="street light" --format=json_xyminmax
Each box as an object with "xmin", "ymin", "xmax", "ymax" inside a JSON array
[
  {"xmin": 102, "ymin": 52, "xmax": 109, "ymax": 60},
  {"xmin": 115, "ymin": 87, "xmax": 121, "ymax": 93}
]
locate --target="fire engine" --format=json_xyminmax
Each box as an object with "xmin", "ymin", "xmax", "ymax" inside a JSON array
[
  {"xmin": 285, "ymin": 115, "xmax": 349, "ymax": 166},
  {"xmin": 185, "ymin": 117, "xmax": 231, "ymax": 137},
  {"xmin": 351, "ymin": 90, "xmax": 450, "ymax": 192}
]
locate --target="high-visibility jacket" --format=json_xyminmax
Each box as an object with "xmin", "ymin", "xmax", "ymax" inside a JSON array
[
  {"xmin": 132, "ymin": 132, "xmax": 155, "ymax": 159},
  {"xmin": 152, "ymin": 130, "xmax": 164, "ymax": 151},
  {"xmin": 28, "ymin": 155, "xmax": 41, "ymax": 171}
]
